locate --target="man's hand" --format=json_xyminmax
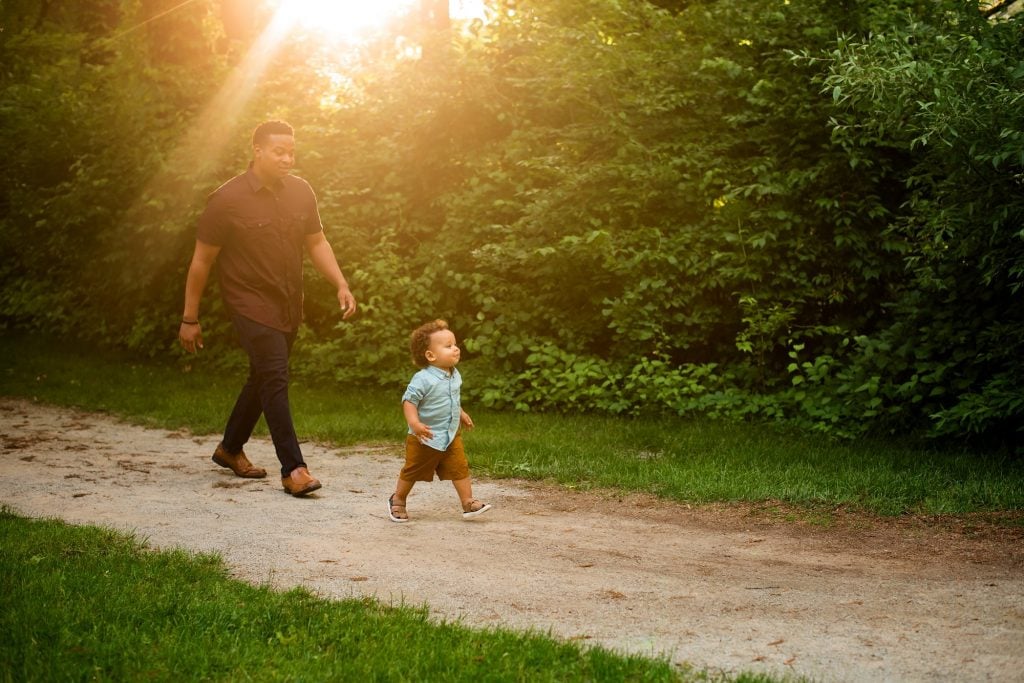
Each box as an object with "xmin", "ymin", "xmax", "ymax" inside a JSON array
[
  {"xmin": 337, "ymin": 286, "xmax": 357, "ymax": 320},
  {"xmin": 179, "ymin": 322, "xmax": 204, "ymax": 354},
  {"xmin": 460, "ymin": 410, "xmax": 474, "ymax": 430}
]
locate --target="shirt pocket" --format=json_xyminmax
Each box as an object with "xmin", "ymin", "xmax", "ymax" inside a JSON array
[
  {"xmin": 244, "ymin": 218, "xmax": 276, "ymax": 238},
  {"xmin": 240, "ymin": 219, "xmax": 279, "ymax": 251},
  {"xmin": 238, "ymin": 219, "xmax": 283, "ymax": 281}
]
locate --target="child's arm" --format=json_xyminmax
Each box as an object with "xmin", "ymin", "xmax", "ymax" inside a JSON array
[
  {"xmin": 404, "ymin": 400, "xmax": 434, "ymax": 442},
  {"xmin": 460, "ymin": 409, "xmax": 474, "ymax": 430}
]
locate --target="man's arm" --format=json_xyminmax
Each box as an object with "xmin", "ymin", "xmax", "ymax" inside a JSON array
[
  {"xmin": 305, "ymin": 231, "xmax": 356, "ymax": 320},
  {"xmin": 178, "ymin": 239, "xmax": 221, "ymax": 354}
]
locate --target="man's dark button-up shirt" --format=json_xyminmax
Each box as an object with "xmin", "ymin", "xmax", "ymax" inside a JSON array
[{"xmin": 196, "ymin": 166, "xmax": 324, "ymax": 332}]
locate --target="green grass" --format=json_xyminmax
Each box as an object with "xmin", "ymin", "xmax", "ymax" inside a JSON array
[
  {"xmin": 472, "ymin": 413, "xmax": 1024, "ymax": 516},
  {"xmin": 2, "ymin": 335, "xmax": 1022, "ymax": 517},
  {"xmin": 0, "ymin": 508, "xmax": 686, "ymax": 682}
]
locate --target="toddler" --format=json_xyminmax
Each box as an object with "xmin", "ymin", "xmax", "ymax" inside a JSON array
[{"xmin": 388, "ymin": 319, "xmax": 492, "ymax": 522}]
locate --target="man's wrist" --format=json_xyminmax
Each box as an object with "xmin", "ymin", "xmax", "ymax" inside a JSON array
[{"xmin": 181, "ymin": 319, "xmax": 200, "ymax": 325}]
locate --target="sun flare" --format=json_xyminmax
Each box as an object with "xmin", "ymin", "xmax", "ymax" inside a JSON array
[
  {"xmin": 268, "ymin": 0, "xmax": 489, "ymax": 42},
  {"xmin": 269, "ymin": 0, "xmax": 417, "ymax": 41}
]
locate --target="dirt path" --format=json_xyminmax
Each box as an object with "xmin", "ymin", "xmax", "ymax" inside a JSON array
[{"xmin": 1, "ymin": 398, "xmax": 1022, "ymax": 681}]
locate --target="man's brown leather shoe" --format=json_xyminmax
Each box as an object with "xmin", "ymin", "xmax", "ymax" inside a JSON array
[
  {"xmin": 282, "ymin": 466, "xmax": 321, "ymax": 497},
  {"xmin": 211, "ymin": 444, "xmax": 267, "ymax": 479}
]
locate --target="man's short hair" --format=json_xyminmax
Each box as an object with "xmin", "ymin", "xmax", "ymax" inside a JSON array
[
  {"xmin": 252, "ymin": 120, "xmax": 293, "ymax": 147},
  {"xmin": 410, "ymin": 319, "xmax": 450, "ymax": 367}
]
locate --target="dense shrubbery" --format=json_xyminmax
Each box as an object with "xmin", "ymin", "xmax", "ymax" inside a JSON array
[
  {"xmin": 821, "ymin": 5, "xmax": 1024, "ymax": 442},
  {"xmin": 1, "ymin": 0, "xmax": 1020, "ymax": 448}
]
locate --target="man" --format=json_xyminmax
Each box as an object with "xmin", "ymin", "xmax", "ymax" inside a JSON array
[{"xmin": 178, "ymin": 120, "xmax": 356, "ymax": 497}]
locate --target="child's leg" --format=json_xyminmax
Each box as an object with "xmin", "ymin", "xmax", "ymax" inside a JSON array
[
  {"xmin": 389, "ymin": 478, "xmax": 415, "ymax": 521},
  {"xmin": 393, "ymin": 478, "xmax": 415, "ymax": 504},
  {"xmin": 452, "ymin": 477, "xmax": 473, "ymax": 506},
  {"xmin": 452, "ymin": 477, "xmax": 491, "ymax": 516},
  {"xmin": 391, "ymin": 435, "xmax": 435, "ymax": 522}
]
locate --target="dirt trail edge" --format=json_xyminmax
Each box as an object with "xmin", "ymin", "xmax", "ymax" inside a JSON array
[{"xmin": 1, "ymin": 398, "xmax": 1021, "ymax": 682}]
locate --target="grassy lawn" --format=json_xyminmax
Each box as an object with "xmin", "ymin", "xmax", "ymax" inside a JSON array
[
  {"xmin": 2, "ymin": 335, "xmax": 1021, "ymax": 517},
  {"xmin": 0, "ymin": 508, "xmax": 692, "ymax": 682}
]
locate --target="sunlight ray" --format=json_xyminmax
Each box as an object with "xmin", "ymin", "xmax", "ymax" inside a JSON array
[{"xmin": 129, "ymin": 9, "xmax": 297, "ymax": 231}]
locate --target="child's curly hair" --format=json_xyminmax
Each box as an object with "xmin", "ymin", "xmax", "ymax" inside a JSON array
[{"xmin": 409, "ymin": 319, "xmax": 450, "ymax": 367}]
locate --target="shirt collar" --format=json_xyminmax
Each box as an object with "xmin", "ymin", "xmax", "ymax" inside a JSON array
[
  {"xmin": 425, "ymin": 365, "xmax": 454, "ymax": 379},
  {"xmin": 244, "ymin": 163, "xmax": 283, "ymax": 193}
]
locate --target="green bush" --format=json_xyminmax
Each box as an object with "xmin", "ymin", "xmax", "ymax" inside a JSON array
[
  {"xmin": 820, "ymin": 3, "xmax": 1024, "ymax": 444},
  {"xmin": 1, "ymin": 0, "xmax": 1020, "ymax": 449}
]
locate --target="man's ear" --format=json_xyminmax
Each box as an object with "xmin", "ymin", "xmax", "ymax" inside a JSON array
[{"xmin": 424, "ymin": 350, "xmax": 436, "ymax": 363}]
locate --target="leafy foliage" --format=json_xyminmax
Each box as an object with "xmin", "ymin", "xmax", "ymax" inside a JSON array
[
  {"xmin": 0, "ymin": 0, "xmax": 1020, "ymax": 449},
  {"xmin": 821, "ymin": 3, "xmax": 1024, "ymax": 444}
]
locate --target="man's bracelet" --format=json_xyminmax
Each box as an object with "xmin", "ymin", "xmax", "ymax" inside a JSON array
[{"xmin": 181, "ymin": 319, "xmax": 200, "ymax": 325}]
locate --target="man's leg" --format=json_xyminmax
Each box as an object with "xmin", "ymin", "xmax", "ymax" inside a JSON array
[
  {"xmin": 221, "ymin": 362, "xmax": 264, "ymax": 455},
  {"xmin": 226, "ymin": 315, "xmax": 305, "ymax": 477},
  {"xmin": 214, "ymin": 321, "xmax": 270, "ymax": 478}
]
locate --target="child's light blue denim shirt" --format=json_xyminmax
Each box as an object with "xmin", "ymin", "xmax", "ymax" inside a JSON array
[{"xmin": 402, "ymin": 365, "xmax": 462, "ymax": 452}]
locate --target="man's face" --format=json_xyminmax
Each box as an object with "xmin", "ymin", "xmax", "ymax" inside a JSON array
[{"xmin": 253, "ymin": 133, "xmax": 295, "ymax": 181}]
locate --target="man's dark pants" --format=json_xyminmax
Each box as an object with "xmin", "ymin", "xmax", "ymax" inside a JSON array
[{"xmin": 222, "ymin": 314, "xmax": 305, "ymax": 477}]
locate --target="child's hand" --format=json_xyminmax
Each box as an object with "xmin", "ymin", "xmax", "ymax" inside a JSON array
[
  {"xmin": 411, "ymin": 421, "xmax": 434, "ymax": 443},
  {"xmin": 460, "ymin": 410, "xmax": 474, "ymax": 430}
]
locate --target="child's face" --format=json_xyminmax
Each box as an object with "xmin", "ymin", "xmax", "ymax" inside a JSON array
[{"xmin": 424, "ymin": 329, "xmax": 460, "ymax": 370}]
